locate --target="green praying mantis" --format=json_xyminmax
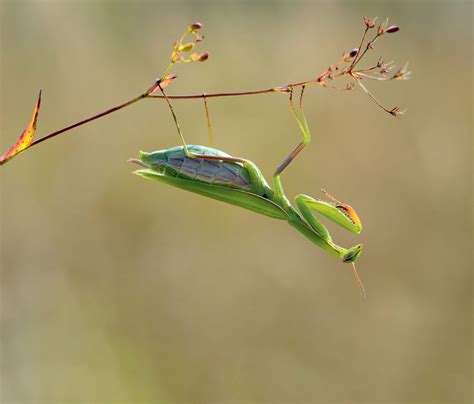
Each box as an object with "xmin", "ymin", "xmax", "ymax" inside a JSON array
[{"xmin": 129, "ymin": 84, "xmax": 366, "ymax": 297}]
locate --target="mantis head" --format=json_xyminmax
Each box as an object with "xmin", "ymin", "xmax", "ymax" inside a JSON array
[
  {"xmin": 342, "ymin": 243, "xmax": 363, "ymax": 263},
  {"xmin": 342, "ymin": 244, "xmax": 366, "ymax": 299}
]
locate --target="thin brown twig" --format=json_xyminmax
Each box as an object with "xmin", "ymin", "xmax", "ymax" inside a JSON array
[
  {"xmin": 351, "ymin": 34, "xmax": 382, "ymax": 71},
  {"xmin": 354, "ymin": 78, "xmax": 391, "ymax": 114},
  {"xmin": 2, "ymin": 18, "xmax": 407, "ymax": 166},
  {"xmin": 28, "ymin": 82, "xmax": 161, "ymax": 150},
  {"xmin": 349, "ymin": 26, "xmax": 370, "ymax": 70},
  {"xmin": 30, "ymin": 93, "xmax": 147, "ymax": 149},
  {"xmin": 148, "ymin": 87, "xmax": 281, "ymax": 100},
  {"xmin": 354, "ymin": 72, "xmax": 391, "ymax": 81}
]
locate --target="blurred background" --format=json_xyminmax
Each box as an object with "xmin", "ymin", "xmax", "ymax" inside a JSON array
[{"xmin": 1, "ymin": 1, "xmax": 472, "ymax": 403}]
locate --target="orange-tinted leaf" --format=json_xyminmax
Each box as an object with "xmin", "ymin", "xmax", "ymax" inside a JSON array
[
  {"xmin": 148, "ymin": 74, "xmax": 178, "ymax": 95},
  {"xmin": 0, "ymin": 91, "xmax": 42, "ymax": 165}
]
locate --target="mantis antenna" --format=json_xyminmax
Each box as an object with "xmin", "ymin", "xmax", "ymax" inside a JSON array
[{"xmin": 352, "ymin": 262, "xmax": 366, "ymax": 299}]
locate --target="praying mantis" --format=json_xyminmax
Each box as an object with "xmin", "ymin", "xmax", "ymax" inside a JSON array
[{"xmin": 129, "ymin": 83, "xmax": 366, "ymax": 297}]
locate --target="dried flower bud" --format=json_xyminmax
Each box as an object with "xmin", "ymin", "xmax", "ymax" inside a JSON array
[
  {"xmin": 342, "ymin": 49, "xmax": 357, "ymax": 62},
  {"xmin": 191, "ymin": 52, "xmax": 209, "ymax": 62},
  {"xmin": 189, "ymin": 22, "xmax": 202, "ymax": 31},
  {"xmin": 385, "ymin": 25, "xmax": 400, "ymax": 33},
  {"xmin": 364, "ymin": 16, "xmax": 376, "ymax": 28},
  {"xmin": 178, "ymin": 43, "xmax": 195, "ymax": 52},
  {"xmin": 197, "ymin": 51, "xmax": 209, "ymax": 62}
]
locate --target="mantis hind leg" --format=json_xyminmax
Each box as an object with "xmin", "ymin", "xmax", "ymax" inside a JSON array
[
  {"xmin": 274, "ymin": 86, "xmax": 311, "ymax": 176},
  {"xmin": 272, "ymin": 87, "xmax": 311, "ymax": 210}
]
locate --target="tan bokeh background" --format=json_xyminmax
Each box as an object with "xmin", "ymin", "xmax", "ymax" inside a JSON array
[{"xmin": 1, "ymin": 1, "xmax": 472, "ymax": 403}]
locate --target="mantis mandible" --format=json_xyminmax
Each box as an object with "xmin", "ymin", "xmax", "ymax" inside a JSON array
[{"xmin": 129, "ymin": 84, "xmax": 366, "ymax": 297}]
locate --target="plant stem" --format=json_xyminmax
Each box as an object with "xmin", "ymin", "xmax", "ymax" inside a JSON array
[
  {"xmin": 29, "ymin": 90, "xmax": 150, "ymax": 149},
  {"xmin": 147, "ymin": 77, "xmax": 326, "ymax": 100},
  {"xmin": 27, "ymin": 78, "xmax": 320, "ymax": 151},
  {"xmin": 149, "ymin": 87, "xmax": 277, "ymax": 100}
]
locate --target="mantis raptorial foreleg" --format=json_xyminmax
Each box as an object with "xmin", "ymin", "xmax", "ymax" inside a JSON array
[
  {"xmin": 294, "ymin": 191, "xmax": 365, "ymax": 297},
  {"xmin": 294, "ymin": 192, "xmax": 362, "ymax": 240}
]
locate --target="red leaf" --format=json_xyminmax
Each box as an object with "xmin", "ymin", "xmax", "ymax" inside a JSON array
[{"xmin": 0, "ymin": 91, "xmax": 42, "ymax": 165}]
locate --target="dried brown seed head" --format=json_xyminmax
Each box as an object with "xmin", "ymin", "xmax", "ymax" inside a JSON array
[
  {"xmin": 385, "ymin": 25, "xmax": 400, "ymax": 33},
  {"xmin": 189, "ymin": 22, "xmax": 203, "ymax": 31},
  {"xmin": 191, "ymin": 52, "xmax": 209, "ymax": 62},
  {"xmin": 198, "ymin": 51, "xmax": 209, "ymax": 62}
]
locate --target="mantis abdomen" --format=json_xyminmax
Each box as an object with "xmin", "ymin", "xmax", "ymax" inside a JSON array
[{"xmin": 140, "ymin": 145, "xmax": 254, "ymax": 191}]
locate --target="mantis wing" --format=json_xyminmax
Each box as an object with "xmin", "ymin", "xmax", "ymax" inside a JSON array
[{"xmin": 134, "ymin": 169, "xmax": 288, "ymax": 220}]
